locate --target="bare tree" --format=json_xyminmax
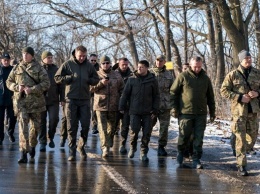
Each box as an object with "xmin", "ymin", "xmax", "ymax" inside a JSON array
[{"xmin": 188, "ymin": 0, "xmax": 257, "ymax": 67}]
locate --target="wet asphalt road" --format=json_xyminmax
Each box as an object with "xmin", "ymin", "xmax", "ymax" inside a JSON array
[{"xmin": 0, "ymin": 128, "xmax": 248, "ymax": 194}]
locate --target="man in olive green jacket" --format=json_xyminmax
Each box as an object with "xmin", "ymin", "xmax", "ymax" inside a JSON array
[
  {"xmin": 6, "ymin": 47, "xmax": 50, "ymax": 163},
  {"xmin": 170, "ymin": 56, "xmax": 215, "ymax": 169},
  {"xmin": 55, "ymin": 45, "xmax": 99, "ymax": 161},
  {"xmin": 220, "ymin": 50, "xmax": 260, "ymax": 176}
]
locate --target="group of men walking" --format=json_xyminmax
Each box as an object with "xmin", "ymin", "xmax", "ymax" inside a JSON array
[{"xmin": 0, "ymin": 46, "xmax": 259, "ymax": 177}]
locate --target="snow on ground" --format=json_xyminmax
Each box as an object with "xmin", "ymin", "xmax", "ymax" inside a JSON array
[{"xmin": 151, "ymin": 116, "xmax": 260, "ymax": 192}]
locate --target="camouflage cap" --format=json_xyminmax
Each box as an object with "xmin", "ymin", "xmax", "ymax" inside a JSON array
[
  {"xmin": 100, "ymin": 55, "xmax": 111, "ymax": 63},
  {"xmin": 41, "ymin": 51, "xmax": 53, "ymax": 60},
  {"xmin": 156, "ymin": 55, "xmax": 166, "ymax": 61}
]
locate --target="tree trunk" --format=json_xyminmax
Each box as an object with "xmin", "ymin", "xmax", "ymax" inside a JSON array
[
  {"xmin": 183, "ymin": 0, "xmax": 188, "ymax": 63},
  {"xmin": 119, "ymin": 0, "xmax": 139, "ymax": 68},
  {"xmin": 213, "ymin": 5, "xmax": 225, "ymax": 88},
  {"xmin": 164, "ymin": 0, "xmax": 171, "ymax": 61},
  {"xmin": 205, "ymin": 4, "xmax": 217, "ymax": 82},
  {"xmin": 255, "ymin": 1, "xmax": 260, "ymax": 68}
]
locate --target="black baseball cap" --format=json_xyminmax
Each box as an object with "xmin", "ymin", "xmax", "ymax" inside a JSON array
[{"xmin": 1, "ymin": 53, "xmax": 11, "ymax": 59}]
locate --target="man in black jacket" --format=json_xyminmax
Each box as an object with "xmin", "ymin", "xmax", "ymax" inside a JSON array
[
  {"xmin": 119, "ymin": 60, "xmax": 160, "ymax": 161},
  {"xmin": 0, "ymin": 53, "xmax": 17, "ymax": 144},
  {"xmin": 39, "ymin": 51, "xmax": 64, "ymax": 152},
  {"xmin": 115, "ymin": 57, "xmax": 133, "ymax": 154}
]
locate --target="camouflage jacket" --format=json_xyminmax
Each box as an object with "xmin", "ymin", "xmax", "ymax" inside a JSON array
[
  {"xmin": 220, "ymin": 65, "xmax": 260, "ymax": 116},
  {"xmin": 90, "ymin": 68, "xmax": 124, "ymax": 111},
  {"xmin": 170, "ymin": 68, "xmax": 215, "ymax": 117},
  {"xmin": 6, "ymin": 60, "xmax": 50, "ymax": 114},
  {"xmin": 150, "ymin": 66, "xmax": 174, "ymax": 110}
]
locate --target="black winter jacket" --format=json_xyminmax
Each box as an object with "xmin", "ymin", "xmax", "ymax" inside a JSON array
[
  {"xmin": 0, "ymin": 65, "xmax": 14, "ymax": 106},
  {"xmin": 42, "ymin": 63, "xmax": 64, "ymax": 105},
  {"xmin": 119, "ymin": 71, "xmax": 160, "ymax": 115}
]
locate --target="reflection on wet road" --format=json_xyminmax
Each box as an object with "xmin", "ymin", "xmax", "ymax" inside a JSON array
[{"xmin": 0, "ymin": 133, "xmax": 246, "ymax": 193}]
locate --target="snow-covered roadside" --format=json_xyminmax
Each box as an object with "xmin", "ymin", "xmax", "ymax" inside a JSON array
[{"xmin": 151, "ymin": 117, "xmax": 260, "ymax": 193}]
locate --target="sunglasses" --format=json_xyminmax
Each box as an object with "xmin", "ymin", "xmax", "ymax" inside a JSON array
[
  {"xmin": 102, "ymin": 62, "xmax": 110, "ymax": 65},
  {"xmin": 91, "ymin": 60, "xmax": 96, "ymax": 62}
]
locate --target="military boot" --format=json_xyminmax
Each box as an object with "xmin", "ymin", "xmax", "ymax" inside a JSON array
[
  {"xmin": 192, "ymin": 159, "xmax": 203, "ymax": 169},
  {"xmin": 49, "ymin": 139, "xmax": 55, "ymax": 148},
  {"xmin": 128, "ymin": 148, "xmax": 137, "ymax": 158},
  {"xmin": 68, "ymin": 147, "xmax": 76, "ymax": 161},
  {"xmin": 247, "ymin": 149, "xmax": 256, "ymax": 155},
  {"xmin": 237, "ymin": 166, "xmax": 249, "ymax": 176},
  {"xmin": 102, "ymin": 147, "xmax": 109, "ymax": 157},
  {"xmin": 77, "ymin": 146, "xmax": 87, "ymax": 160},
  {"xmin": 18, "ymin": 151, "xmax": 28, "ymax": 163},
  {"xmin": 176, "ymin": 152, "xmax": 184, "ymax": 166},
  {"xmin": 119, "ymin": 145, "xmax": 127, "ymax": 154},
  {"xmin": 39, "ymin": 144, "xmax": 46, "ymax": 152},
  {"xmin": 140, "ymin": 153, "xmax": 149, "ymax": 162},
  {"xmin": 60, "ymin": 139, "xmax": 66, "ymax": 147},
  {"xmin": 157, "ymin": 146, "xmax": 167, "ymax": 156},
  {"xmin": 29, "ymin": 147, "xmax": 36, "ymax": 163}
]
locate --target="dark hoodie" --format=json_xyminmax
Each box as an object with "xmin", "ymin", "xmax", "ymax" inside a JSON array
[
  {"xmin": 42, "ymin": 62, "xmax": 64, "ymax": 105},
  {"xmin": 54, "ymin": 50, "xmax": 99, "ymax": 100}
]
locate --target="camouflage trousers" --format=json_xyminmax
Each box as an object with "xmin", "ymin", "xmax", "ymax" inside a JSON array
[
  {"xmin": 96, "ymin": 111, "xmax": 117, "ymax": 149},
  {"xmin": 152, "ymin": 109, "xmax": 171, "ymax": 147},
  {"xmin": 178, "ymin": 114, "xmax": 207, "ymax": 160},
  {"xmin": 17, "ymin": 112, "xmax": 41, "ymax": 152},
  {"xmin": 231, "ymin": 113, "xmax": 258, "ymax": 167}
]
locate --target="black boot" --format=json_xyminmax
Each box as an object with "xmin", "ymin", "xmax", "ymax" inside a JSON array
[
  {"xmin": 18, "ymin": 151, "xmax": 28, "ymax": 163},
  {"xmin": 77, "ymin": 146, "xmax": 87, "ymax": 160},
  {"xmin": 237, "ymin": 166, "xmax": 249, "ymax": 176},
  {"xmin": 68, "ymin": 147, "xmax": 76, "ymax": 161},
  {"xmin": 157, "ymin": 146, "xmax": 167, "ymax": 156},
  {"xmin": 29, "ymin": 147, "xmax": 35, "ymax": 163}
]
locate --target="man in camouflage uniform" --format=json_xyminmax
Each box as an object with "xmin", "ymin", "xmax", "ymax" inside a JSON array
[
  {"xmin": 90, "ymin": 55, "xmax": 124, "ymax": 157},
  {"xmin": 6, "ymin": 47, "xmax": 50, "ymax": 163},
  {"xmin": 220, "ymin": 50, "xmax": 260, "ymax": 176},
  {"xmin": 170, "ymin": 56, "xmax": 215, "ymax": 169},
  {"xmin": 114, "ymin": 57, "xmax": 133, "ymax": 154},
  {"xmin": 55, "ymin": 45, "xmax": 99, "ymax": 161},
  {"xmin": 150, "ymin": 55, "xmax": 174, "ymax": 156},
  {"xmin": 39, "ymin": 51, "xmax": 64, "ymax": 152}
]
